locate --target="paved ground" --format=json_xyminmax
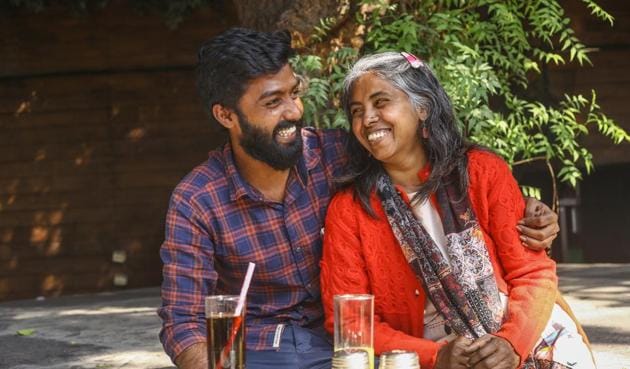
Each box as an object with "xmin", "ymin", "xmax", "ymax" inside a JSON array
[
  {"xmin": 553, "ymin": 264, "xmax": 630, "ymax": 369},
  {"xmin": 0, "ymin": 264, "xmax": 628, "ymax": 369}
]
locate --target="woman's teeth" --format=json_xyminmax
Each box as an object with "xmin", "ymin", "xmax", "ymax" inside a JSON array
[
  {"xmin": 277, "ymin": 126, "xmax": 297, "ymax": 137},
  {"xmin": 368, "ymin": 130, "xmax": 388, "ymax": 142}
]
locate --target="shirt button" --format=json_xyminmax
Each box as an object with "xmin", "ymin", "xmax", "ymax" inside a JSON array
[
  {"xmin": 415, "ymin": 289, "xmax": 420, "ymax": 296},
  {"xmin": 295, "ymin": 247, "xmax": 303, "ymax": 253}
]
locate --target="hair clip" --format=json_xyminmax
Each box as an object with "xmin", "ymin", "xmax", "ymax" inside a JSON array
[{"xmin": 401, "ymin": 52, "xmax": 423, "ymax": 69}]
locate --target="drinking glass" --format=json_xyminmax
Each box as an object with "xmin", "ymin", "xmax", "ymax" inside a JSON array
[
  {"xmin": 378, "ymin": 350, "xmax": 420, "ymax": 369},
  {"xmin": 205, "ymin": 295, "xmax": 245, "ymax": 369},
  {"xmin": 332, "ymin": 348, "xmax": 371, "ymax": 369},
  {"xmin": 334, "ymin": 294, "xmax": 374, "ymax": 369}
]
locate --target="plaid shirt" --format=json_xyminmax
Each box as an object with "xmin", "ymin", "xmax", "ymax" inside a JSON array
[{"xmin": 158, "ymin": 128, "xmax": 349, "ymax": 361}]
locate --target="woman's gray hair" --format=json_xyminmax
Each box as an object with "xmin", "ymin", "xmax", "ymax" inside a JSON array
[
  {"xmin": 342, "ymin": 51, "xmax": 430, "ymax": 119},
  {"xmin": 338, "ymin": 51, "xmax": 477, "ymax": 216}
]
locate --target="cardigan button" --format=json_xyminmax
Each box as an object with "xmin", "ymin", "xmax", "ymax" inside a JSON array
[{"xmin": 414, "ymin": 289, "xmax": 420, "ymax": 296}]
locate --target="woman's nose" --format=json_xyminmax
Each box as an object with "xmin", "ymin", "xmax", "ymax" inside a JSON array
[{"xmin": 363, "ymin": 109, "xmax": 378, "ymax": 126}]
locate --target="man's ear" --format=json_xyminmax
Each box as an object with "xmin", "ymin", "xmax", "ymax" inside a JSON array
[{"xmin": 212, "ymin": 104, "xmax": 237, "ymax": 129}]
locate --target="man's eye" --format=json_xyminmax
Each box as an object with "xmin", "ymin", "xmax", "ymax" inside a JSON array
[
  {"xmin": 291, "ymin": 88, "xmax": 305, "ymax": 99},
  {"xmin": 294, "ymin": 75, "xmax": 308, "ymax": 97}
]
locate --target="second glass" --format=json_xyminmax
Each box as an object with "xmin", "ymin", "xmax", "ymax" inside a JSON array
[
  {"xmin": 205, "ymin": 295, "xmax": 245, "ymax": 369},
  {"xmin": 333, "ymin": 294, "xmax": 375, "ymax": 369}
]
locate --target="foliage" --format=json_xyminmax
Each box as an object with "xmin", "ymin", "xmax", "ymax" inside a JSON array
[
  {"xmin": 290, "ymin": 0, "xmax": 629, "ymax": 196},
  {"xmin": 2, "ymin": 0, "xmax": 214, "ymax": 28}
]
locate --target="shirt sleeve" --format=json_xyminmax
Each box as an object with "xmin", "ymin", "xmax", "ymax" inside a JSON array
[
  {"xmin": 474, "ymin": 153, "xmax": 557, "ymax": 364},
  {"xmin": 320, "ymin": 193, "xmax": 445, "ymax": 369},
  {"xmin": 158, "ymin": 190, "xmax": 217, "ymax": 362}
]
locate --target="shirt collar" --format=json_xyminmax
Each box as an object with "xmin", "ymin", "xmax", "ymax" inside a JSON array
[
  {"xmin": 223, "ymin": 143, "xmax": 255, "ymax": 202},
  {"xmin": 302, "ymin": 130, "xmax": 320, "ymax": 172},
  {"xmin": 223, "ymin": 130, "xmax": 319, "ymax": 202}
]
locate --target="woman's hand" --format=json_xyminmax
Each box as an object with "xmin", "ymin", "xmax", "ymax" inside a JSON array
[
  {"xmin": 518, "ymin": 197, "xmax": 559, "ymax": 251},
  {"xmin": 435, "ymin": 336, "xmax": 473, "ymax": 369},
  {"xmin": 465, "ymin": 335, "xmax": 519, "ymax": 369}
]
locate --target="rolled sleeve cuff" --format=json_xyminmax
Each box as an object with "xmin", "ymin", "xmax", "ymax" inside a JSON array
[{"xmin": 160, "ymin": 322, "xmax": 207, "ymax": 363}]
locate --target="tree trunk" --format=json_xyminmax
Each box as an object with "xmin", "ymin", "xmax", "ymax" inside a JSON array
[{"xmin": 232, "ymin": 0, "xmax": 339, "ymax": 34}]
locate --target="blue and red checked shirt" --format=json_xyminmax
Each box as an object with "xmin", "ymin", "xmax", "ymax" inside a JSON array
[{"xmin": 158, "ymin": 128, "xmax": 349, "ymax": 361}]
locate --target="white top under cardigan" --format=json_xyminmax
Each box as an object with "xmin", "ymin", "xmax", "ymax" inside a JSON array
[{"xmin": 406, "ymin": 192, "xmax": 507, "ymax": 342}]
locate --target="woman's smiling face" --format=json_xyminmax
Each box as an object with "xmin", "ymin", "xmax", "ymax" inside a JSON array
[{"xmin": 349, "ymin": 73, "xmax": 427, "ymax": 166}]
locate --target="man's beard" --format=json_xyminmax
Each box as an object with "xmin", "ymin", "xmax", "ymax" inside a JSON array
[{"xmin": 236, "ymin": 109, "xmax": 304, "ymax": 171}]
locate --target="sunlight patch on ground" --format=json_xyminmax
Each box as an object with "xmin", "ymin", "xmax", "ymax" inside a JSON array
[
  {"xmin": 74, "ymin": 349, "xmax": 172, "ymax": 368},
  {"xmin": 10, "ymin": 306, "xmax": 156, "ymax": 320},
  {"xmin": 592, "ymin": 351, "xmax": 630, "ymax": 369},
  {"xmin": 57, "ymin": 306, "xmax": 156, "ymax": 316}
]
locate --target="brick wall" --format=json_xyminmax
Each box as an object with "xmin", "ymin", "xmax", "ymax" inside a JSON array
[
  {"xmin": 518, "ymin": 0, "xmax": 630, "ymax": 261},
  {"xmin": 566, "ymin": 0, "xmax": 630, "ymax": 261},
  {"xmin": 1, "ymin": 1, "xmax": 628, "ymax": 301},
  {"xmin": 550, "ymin": 0, "xmax": 630, "ymax": 165},
  {"xmin": 0, "ymin": 2, "xmax": 236, "ymax": 300}
]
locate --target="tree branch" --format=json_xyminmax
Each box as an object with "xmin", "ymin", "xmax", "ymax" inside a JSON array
[
  {"xmin": 513, "ymin": 155, "xmax": 559, "ymax": 213},
  {"xmin": 512, "ymin": 156, "xmax": 547, "ymax": 166}
]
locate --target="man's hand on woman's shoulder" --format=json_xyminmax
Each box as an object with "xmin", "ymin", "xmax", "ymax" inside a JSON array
[{"xmin": 518, "ymin": 197, "xmax": 559, "ymax": 252}]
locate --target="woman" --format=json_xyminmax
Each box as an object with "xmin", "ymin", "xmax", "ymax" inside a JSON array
[{"xmin": 320, "ymin": 52, "xmax": 595, "ymax": 369}]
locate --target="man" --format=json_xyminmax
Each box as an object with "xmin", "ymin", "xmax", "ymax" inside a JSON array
[{"xmin": 158, "ymin": 28, "xmax": 559, "ymax": 369}]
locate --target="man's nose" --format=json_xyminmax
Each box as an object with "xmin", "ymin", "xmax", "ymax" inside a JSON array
[{"xmin": 284, "ymin": 97, "xmax": 303, "ymax": 121}]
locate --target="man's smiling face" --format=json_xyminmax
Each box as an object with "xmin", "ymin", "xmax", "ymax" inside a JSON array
[{"xmin": 234, "ymin": 64, "xmax": 305, "ymax": 170}]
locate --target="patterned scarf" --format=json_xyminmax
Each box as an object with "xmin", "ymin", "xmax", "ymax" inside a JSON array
[
  {"xmin": 376, "ymin": 166, "xmax": 593, "ymax": 369},
  {"xmin": 376, "ymin": 168, "xmax": 504, "ymax": 339}
]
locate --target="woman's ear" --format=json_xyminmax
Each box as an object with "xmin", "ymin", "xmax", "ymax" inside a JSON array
[
  {"xmin": 212, "ymin": 104, "xmax": 237, "ymax": 129},
  {"xmin": 417, "ymin": 107, "xmax": 428, "ymax": 122}
]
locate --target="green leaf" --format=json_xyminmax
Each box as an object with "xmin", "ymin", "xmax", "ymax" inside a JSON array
[{"xmin": 17, "ymin": 329, "xmax": 35, "ymax": 336}]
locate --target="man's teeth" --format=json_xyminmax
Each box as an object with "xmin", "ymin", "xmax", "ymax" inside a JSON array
[
  {"xmin": 368, "ymin": 130, "xmax": 388, "ymax": 141},
  {"xmin": 277, "ymin": 126, "xmax": 297, "ymax": 137}
]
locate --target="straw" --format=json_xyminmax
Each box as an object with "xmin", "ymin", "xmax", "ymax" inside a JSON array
[
  {"xmin": 235, "ymin": 262, "xmax": 255, "ymax": 316},
  {"xmin": 216, "ymin": 262, "xmax": 255, "ymax": 368}
]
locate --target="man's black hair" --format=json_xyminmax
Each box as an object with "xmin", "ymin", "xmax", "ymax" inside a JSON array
[{"xmin": 196, "ymin": 27, "xmax": 294, "ymax": 125}]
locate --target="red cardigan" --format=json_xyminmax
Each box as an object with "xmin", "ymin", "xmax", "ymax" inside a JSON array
[{"xmin": 320, "ymin": 150, "xmax": 558, "ymax": 369}]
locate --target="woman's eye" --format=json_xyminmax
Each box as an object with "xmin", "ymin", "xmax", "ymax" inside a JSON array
[
  {"xmin": 351, "ymin": 109, "xmax": 363, "ymax": 117},
  {"xmin": 375, "ymin": 98, "xmax": 388, "ymax": 107},
  {"xmin": 265, "ymin": 98, "xmax": 282, "ymax": 108}
]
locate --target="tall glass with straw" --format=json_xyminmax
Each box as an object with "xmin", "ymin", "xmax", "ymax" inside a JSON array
[{"xmin": 205, "ymin": 262, "xmax": 255, "ymax": 369}]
